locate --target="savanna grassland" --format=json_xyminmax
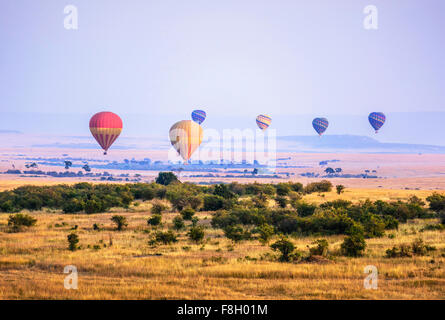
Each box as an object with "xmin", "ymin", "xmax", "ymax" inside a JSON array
[{"xmin": 0, "ymin": 180, "xmax": 444, "ymax": 300}]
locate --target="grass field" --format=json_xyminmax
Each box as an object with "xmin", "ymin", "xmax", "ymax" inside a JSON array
[{"xmin": 0, "ymin": 188, "xmax": 444, "ymax": 300}]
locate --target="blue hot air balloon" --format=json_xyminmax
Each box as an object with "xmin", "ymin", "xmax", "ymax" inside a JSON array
[
  {"xmin": 312, "ymin": 118, "xmax": 329, "ymax": 136},
  {"xmin": 368, "ymin": 112, "xmax": 386, "ymax": 133},
  {"xmin": 191, "ymin": 110, "xmax": 207, "ymax": 125}
]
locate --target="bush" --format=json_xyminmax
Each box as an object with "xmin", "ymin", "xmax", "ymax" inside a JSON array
[
  {"xmin": 341, "ymin": 234, "xmax": 366, "ymax": 257},
  {"xmin": 309, "ymin": 239, "xmax": 329, "ymax": 257},
  {"xmin": 203, "ymin": 195, "xmax": 225, "ymax": 211},
  {"xmin": 295, "ymin": 202, "xmax": 317, "ymax": 217},
  {"xmin": 385, "ymin": 238, "xmax": 436, "ymax": 258},
  {"xmin": 224, "ymin": 225, "xmax": 251, "ymax": 243},
  {"xmin": 385, "ymin": 244, "xmax": 412, "ymax": 258},
  {"xmin": 191, "ymin": 216, "xmax": 199, "ymax": 227},
  {"xmin": 111, "ymin": 215, "xmax": 128, "ymax": 231},
  {"xmin": 411, "ymin": 238, "xmax": 436, "ymax": 256},
  {"xmin": 304, "ymin": 180, "xmax": 333, "ymax": 194},
  {"xmin": 270, "ymin": 237, "xmax": 297, "ymax": 262},
  {"xmin": 276, "ymin": 183, "xmax": 291, "ymax": 196},
  {"xmin": 188, "ymin": 226, "xmax": 205, "ymax": 243},
  {"xmin": 256, "ymin": 224, "xmax": 275, "ymax": 245},
  {"xmin": 148, "ymin": 214, "xmax": 162, "ymax": 226},
  {"xmin": 426, "ymin": 193, "xmax": 445, "ymax": 213},
  {"xmin": 85, "ymin": 199, "xmax": 103, "ymax": 214},
  {"xmin": 63, "ymin": 199, "xmax": 85, "ymax": 213},
  {"xmin": 336, "ymin": 185, "xmax": 345, "ymax": 195},
  {"xmin": 151, "ymin": 200, "xmax": 168, "ymax": 214},
  {"xmin": 155, "ymin": 231, "xmax": 178, "ymax": 245},
  {"xmin": 155, "ymin": 172, "xmax": 179, "ymax": 186},
  {"xmin": 275, "ymin": 196, "xmax": 288, "ymax": 208},
  {"xmin": 290, "ymin": 183, "xmax": 304, "ymax": 193},
  {"xmin": 181, "ymin": 207, "xmax": 196, "ymax": 220},
  {"xmin": 172, "ymin": 216, "xmax": 185, "ymax": 230},
  {"xmin": 8, "ymin": 213, "xmax": 37, "ymax": 232},
  {"xmin": 213, "ymin": 184, "xmax": 236, "ymax": 199},
  {"xmin": 362, "ymin": 214, "xmax": 386, "ymax": 238},
  {"xmin": 67, "ymin": 233, "xmax": 79, "ymax": 251}
]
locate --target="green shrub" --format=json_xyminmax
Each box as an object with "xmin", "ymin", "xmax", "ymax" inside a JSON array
[
  {"xmin": 256, "ymin": 224, "xmax": 275, "ymax": 245},
  {"xmin": 385, "ymin": 244, "xmax": 412, "ymax": 258},
  {"xmin": 421, "ymin": 223, "xmax": 445, "ymax": 232},
  {"xmin": 8, "ymin": 213, "xmax": 37, "ymax": 232},
  {"xmin": 224, "ymin": 225, "xmax": 251, "ymax": 243},
  {"xmin": 63, "ymin": 199, "xmax": 85, "ymax": 213},
  {"xmin": 203, "ymin": 195, "xmax": 225, "ymax": 211},
  {"xmin": 151, "ymin": 200, "xmax": 168, "ymax": 214},
  {"xmin": 172, "ymin": 216, "xmax": 185, "ymax": 230},
  {"xmin": 155, "ymin": 172, "xmax": 179, "ymax": 186},
  {"xmin": 290, "ymin": 183, "xmax": 304, "ymax": 193},
  {"xmin": 385, "ymin": 238, "xmax": 436, "ymax": 258},
  {"xmin": 111, "ymin": 215, "xmax": 128, "ymax": 231},
  {"xmin": 304, "ymin": 180, "xmax": 333, "ymax": 194},
  {"xmin": 270, "ymin": 237, "xmax": 298, "ymax": 262},
  {"xmin": 362, "ymin": 214, "xmax": 386, "ymax": 238},
  {"xmin": 336, "ymin": 185, "xmax": 345, "ymax": 195},
  {"xmin": 155, "ymin": 231, "xmax": 178, "ymax": 245},
  {"xmin": 67, "ymin": 233, "xmax": 79, "ymax": 251},
  {"xmin": 148, "ymin": 214, "xmax": 162, "ymax": 226},
  {"xmin": 85, "ymin": 199, "xmax": 103, "ymax": 214},
  {"xmin": 426, "ymin": 193, "xmax": 445, "ymax": 213},
  {"xmin": 276, "ymin": 183, "xmax": 291, "ymax": 196},
  {"xmin": 188, "ymin": 226, "xmax": 205, "ymax": 243},
  {"xmin": 275, "ymin": 196, "xmax": 288, "ymax": 208},
  {"xmin": 341, "ymin": 234, "xmax": 366, "ymax": 257},
  {"xmin": 213, "ymin": 184, "xmax": 236, "ymax": 199},
  {"xmin": 181, "ymin": 207, "xmax": 196, "ymax": 220},
  {"xmin": 411, "ymin": 238, "xmax": 436, "ymax": 256},
  {"xmin": 295, "ymin": 202, "xmax": 317, "ymax": 217},
  {"xmin": 191, "ymin": 216, "xmax": 199, "ymax": 227},
  {"xmin": 309, "ymin": 239, "xmax": 329, "ymax": 257}
]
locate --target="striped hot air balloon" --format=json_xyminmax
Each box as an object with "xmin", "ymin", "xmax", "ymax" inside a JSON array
[
  {"xmin": 368, "ymin": 112, "xmax": 386, "ymax": 133},
  {"xmin": 89, "ymin": 111, "xmax": 123, "ymax": 155},
  {"xmin": 191, "ymin": 110, "xmax": 207, "ymax": 125},
  {"xmin": 169, "ymin": 120, "xmax": 203, "ymax": 163},
  {"xmin": 256, "ymin": 115, "xmax": 272, "ymax": 131},
  {"xmin": 312, "ymin": 117, "xmax": 329, "ymax": 136}
]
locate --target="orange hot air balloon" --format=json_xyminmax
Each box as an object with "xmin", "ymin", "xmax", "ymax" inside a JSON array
[
  {"xmin": 89, "ymin": 111, "xmax": 123, "ymax": 155},
  {"xmin": 169, "ymin": 120, "xmax": 203, "ymax": 163}
]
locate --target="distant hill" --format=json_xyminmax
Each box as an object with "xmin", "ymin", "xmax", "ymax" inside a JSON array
[{"xmin": 278, "ymin": 135, "xmax": 445, "ymax": 154}]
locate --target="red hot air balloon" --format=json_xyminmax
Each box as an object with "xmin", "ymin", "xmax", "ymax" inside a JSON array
[{"xmin": 89, "ymin": 112, "xmax": 123, "ymax": 155}]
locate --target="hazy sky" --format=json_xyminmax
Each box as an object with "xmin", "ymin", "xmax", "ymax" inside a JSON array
[{"xmin": 1, "ymin": 0, "xmax": 444, "ymax": 120}]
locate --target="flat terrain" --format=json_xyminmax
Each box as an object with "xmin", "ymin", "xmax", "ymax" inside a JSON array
[
  {"xmin": 0, "ymin": 189, "xmax": 444, "ymax": 300},
  {"xmin": 2, "ymin": 149, "xmax": 445, "ymax": 189}
]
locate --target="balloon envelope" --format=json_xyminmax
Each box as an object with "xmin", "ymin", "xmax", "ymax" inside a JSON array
[
  {"xmin": 312, "ymin": 118, "xmax": 329, "ymax": 136},
  {"xmin": 89, "ymin": 111, "xmax": 123, "ymax": 155},
  {"xmin": 169, "ymin": 120, "xmax": 203, "ymax": 162},
  {"xmin": 368, "ymin": 112, "xmax": 386, "ymax": 133},
  {"xmin": 256, "ymin": 115, "xmax": 272, "ymax": 131},
  {"xmin": 191, "ymin": 110, "xmax": 206, "ymax": 125}
]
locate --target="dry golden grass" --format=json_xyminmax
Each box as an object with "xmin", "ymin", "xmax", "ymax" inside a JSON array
[
  {"xmin": 302, "ymin": 188, "xmax": 442, "ymax": 204},
  {"xmin": 0, "ymin": 189, "xmax": 444, "ymax": 300}
]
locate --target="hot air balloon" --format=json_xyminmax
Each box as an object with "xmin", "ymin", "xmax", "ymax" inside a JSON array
[
  {"xmin": 312, "ymin": 118, "xmax": 329, "ymax": 136},
  {"xmin": 169, "ymin": 120, "xmax": 203, "ymax": 163},
  {"xmin": 368, "ymin": 112, "xmax": 386, "ymax": 133},
  {"xmin": 191, "ymin": 110, "xmax": 206, "ymax": 125},
  {"xmin": 89, "ymin": 111, "xmax": 123, "ymax": 155},
  {"xmin": 256, "ymin": 115, "xmax": 272, "ymax": 131}
]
